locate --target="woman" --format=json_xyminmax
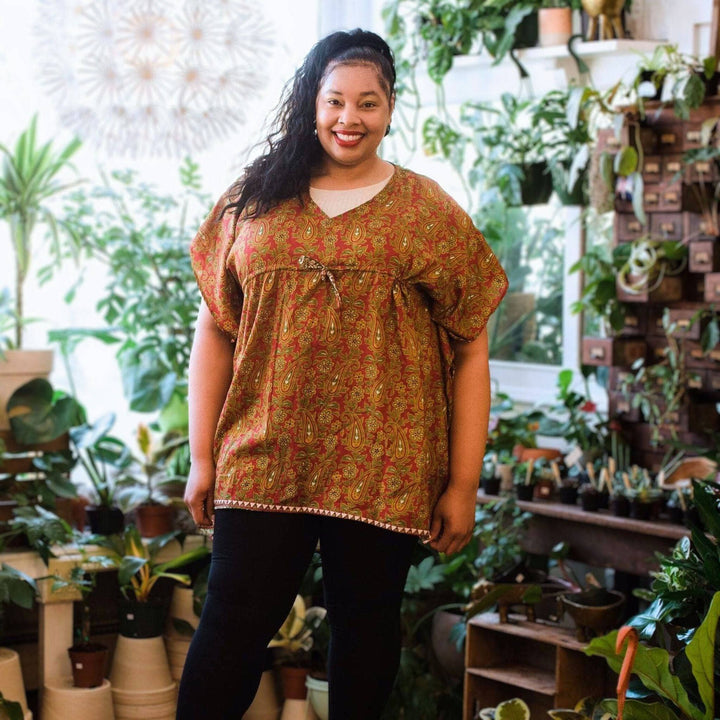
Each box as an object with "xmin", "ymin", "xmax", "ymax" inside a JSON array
[{"xmin": 177, "ymin": 28, "xmax": 507, "ymax": 720}]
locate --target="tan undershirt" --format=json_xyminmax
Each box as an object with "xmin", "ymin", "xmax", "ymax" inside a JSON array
[{"xmin": 309, "ymin": 175, "xmax": 393, "ymax": 218}]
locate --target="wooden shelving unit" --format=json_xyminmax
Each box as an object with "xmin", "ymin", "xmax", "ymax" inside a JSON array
[{"xmin": 463, "ymin": 612, "xmax": 612, "ymax": 720}]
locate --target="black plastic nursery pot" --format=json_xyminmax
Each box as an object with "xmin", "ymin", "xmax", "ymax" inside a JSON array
[
  {"xmin": 518, "ymin": 162, "xmax": 554, "ymax": 206},
  {"xmin": 580, "ymin": 490, "xmax": 599, "ymax": 512},
  {"xmin": 119, "ymin": 600, "xmax": 167, "ymax": 638},
  {"xmin": 629, "ymin": 499, "xmax": 653, "ymax": 521},
  {"xmin": 481, "ymin": 477, "xmax": 501, "ymax": 496},
  {"xmin": 558, "ymin": 485, "xmax": 578, "ymax": 505},
  {"xmin": 611, "ymin": 495, "xmax": 630, "ymax": 518},
  {"xmin": 515, "ymin": 485, "xmax": 534, "ymax": 502},
  {"xmin": 85, "ymin": 505, "xmax": 125, "ymax": 535}
]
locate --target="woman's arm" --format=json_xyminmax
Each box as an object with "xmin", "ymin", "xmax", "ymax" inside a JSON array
[
  {"xmin": 428, "ymin": 329, "xmax": 490, "ymax": 555},
  {"xmin": 184, "ymin": 300, "xmax": 235, "ymax": 528}
]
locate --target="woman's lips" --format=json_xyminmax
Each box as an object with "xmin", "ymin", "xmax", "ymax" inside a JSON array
[{"xmin": 333, "ymin": 131, "xmax": 364, "ymax": 147}]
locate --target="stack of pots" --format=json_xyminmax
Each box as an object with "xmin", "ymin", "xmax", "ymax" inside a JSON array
[
  {"xmin": 164, "ymin": 587, "xmax": 197, "ymax": 683},
  {"xmin": 109, "ymin": 636, "xmax": 176, "ymax": 720},
  {"xmin": 0, "ymin": 648, "xmax": 32, "ymax": 720},
  {"xmin": 42, "ymin": 677, "xmax": 113, "ymax": 720}
]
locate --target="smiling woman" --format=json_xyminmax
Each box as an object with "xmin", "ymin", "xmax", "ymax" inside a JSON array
[{"xmin": 176, "ymin": 28, "xmax": 508, "ymax": 720}]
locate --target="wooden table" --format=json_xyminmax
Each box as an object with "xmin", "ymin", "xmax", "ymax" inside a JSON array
[{"xmin": 477, "ymin": 493, "xmax": 689, "ymax": 576}]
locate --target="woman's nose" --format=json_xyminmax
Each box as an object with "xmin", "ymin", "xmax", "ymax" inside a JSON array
[{"xmin": 338, "ymin": 106, "xmax": 359, "ymax": 126}]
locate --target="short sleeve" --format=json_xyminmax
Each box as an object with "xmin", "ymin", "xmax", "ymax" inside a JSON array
[
  {"xmin": 416, "ymin": 190, "xmax": 508, "ymax": 342},
  {"xmin": 190, "ymin": 193, "xmax": 243, "ymax": 339}
]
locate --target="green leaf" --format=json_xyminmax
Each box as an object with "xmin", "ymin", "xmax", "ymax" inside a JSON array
[
  {"xmin": 118, "ymin": 556, "xmax": 148, "ymax": 587},
  {"xmin": 615, "ymin": 146, "xmax": 639, "ymax": 176},
  {"xmin": 7, "ymin": 379, "xmax": 83, "ymax": 444},
  {"xmin": 686, "ymin": 591, "xmax": 720, "ymax": 720},
  {"xmin": 596, "ymin": 699, "xmax": 681, "ymax": 720},
  {"xmin": 585, "ymin": 631, "xmax": 704, "ymax": 720},
  {"xmin": 701, "ymin": 317, "xmax": 720, "ymax": 354}
]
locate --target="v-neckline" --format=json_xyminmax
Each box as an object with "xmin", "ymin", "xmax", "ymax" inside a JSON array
[{"xmin": 307, "ymin": 165, "xmax": 400, "ymax": 221}]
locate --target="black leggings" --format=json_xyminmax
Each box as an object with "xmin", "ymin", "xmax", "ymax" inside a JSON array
[{"xmin": 176, "ymin": 509, "xmax": 417, "ymax": 720}]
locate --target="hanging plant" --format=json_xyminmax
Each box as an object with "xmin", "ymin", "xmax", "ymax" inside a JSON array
[{"xmin": 615, "ymin": 238, "xmax": 687, "ymax": 296}]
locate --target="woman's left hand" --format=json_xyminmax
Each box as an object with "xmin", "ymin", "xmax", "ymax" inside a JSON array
[{"xmin": 428, "ymin": 485, "xmax": 477, "ymax": 555}]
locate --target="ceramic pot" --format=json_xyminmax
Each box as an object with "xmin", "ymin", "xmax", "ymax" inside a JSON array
[
  {"xmin": 136, "ymin": 503, "xmax": 174, "ymax": 538},
  {"xmin": 306, "ymin": 676, "xmax": 329, "ymax": 720},
  {"xmin": 513, "ymin": 445, "xmax": 562, "ymax": 463},
  {"xmin": 68, "ymin": 643, "xmax": 108, "ymax": 688},
  {"xmin": 581, "ymin": 0, "xmax": 625, "ymax": 40},
  {"xmin": 0, "ymin": 648, "xmax": 28, "ymax": 712},
  {"xmin": 560, "ymin": 588, "xmax": 626, "ymax": 642},
  {"xmin": 112, "ymin": 683, "xmax": 177, "ymax": 720},
  {"xmin": 539, "ymin": 7, "xmax": 572, "ymax": 47},
  {"xmin": 43, "ymin": 677, "xmax": 114, "ymax": 720},
  {"xmin": 110, "ymin": 635, "xmax": 173, "ymax": 691},
  {"xmin": 629, "ymin": 499, "xmax": 652, "ymax": 521}
]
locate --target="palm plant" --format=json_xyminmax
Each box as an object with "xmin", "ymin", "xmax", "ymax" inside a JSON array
[{"xmin": 0, "ymin": 115, "xmax": 81, "ymax": 347}]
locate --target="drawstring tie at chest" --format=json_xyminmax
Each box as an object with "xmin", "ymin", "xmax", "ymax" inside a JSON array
[{"xmin": 298, "ymin": 255, "xmax": 342, "ymax": 308}]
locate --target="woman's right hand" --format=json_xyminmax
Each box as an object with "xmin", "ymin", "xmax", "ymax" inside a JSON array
[{"xmin": 184, "ymin": 459, "xmax": 216, "ymax": 530}]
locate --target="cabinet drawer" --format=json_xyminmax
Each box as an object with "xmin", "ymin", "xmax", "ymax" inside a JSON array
[
  {"xmin": 616, "ymin": 275, "xmax": 683, "ymax": 304},
  {"xmin": 661, "ymin": 154, "xmax": 684, "ymax": 181},
  {"xmin": 581, "ymin": 337, "xmax": 646, "ymax": 367},
  {"xmin": 689, "ymin": 240, "xmax": 720, "ymax": 272},
  {"xmin": 685, "ymin": 212, "xmax": 719, "ymax": 241},
  {"xmin": 608, "ymin": 366, "xmax": 636, "ymax": 392},
  {"xmin": 686, "ymin": 340, "xmax": 720, "ymax": 369},
  {"xmin": 608, "ymin": 391, "xmax": 640, "ymax": 422},
  {"xmin": 703, "ymin": 272, "xmax": 720, "ymax": 302},
  {"xmin": 620, "ymin": 306, "xmax": 647, "ymax": 335},
  {"xmin": 615, "ymin": 213, "xmax": 646, "ymax": 242},
  {"xmin": 646, "ymin": 336, "xmax": 669, "ymax": 361},
  {"xmin": 685, "ymin": 157, "xmax": 719, "ymax": 183},
  {"xmin": 642, "ymin": 156, "xmax": 662, "ymax": 183},
  {"xmin": 654, "ymin": 123, "xmax": 684, "ymax": 153},
  {"xmin": 650, "ymin": 212, "xmax": 683, "ymax": 240},
  {"xmin": 595, "ymin": 128, "xmax": 622, "ymax": 154}
]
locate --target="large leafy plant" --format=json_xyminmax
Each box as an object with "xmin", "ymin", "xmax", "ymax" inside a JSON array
[
  {"xmin": 0, "ymin": 115, "xmax": 81, "ymax": 348},
  {"xmin": 53, "ymin": 158, "xmax": 208, "ymax": 416}
]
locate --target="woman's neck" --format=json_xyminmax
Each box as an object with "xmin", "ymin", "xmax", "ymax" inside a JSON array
[{"xmin": 311, "ymin": 157, "xmax": 394, "ymax": 190}]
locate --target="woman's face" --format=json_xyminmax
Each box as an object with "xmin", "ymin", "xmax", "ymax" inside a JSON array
[{"xmin": 314, "ymin": 62, "xmax": 394, "ymax": 173}]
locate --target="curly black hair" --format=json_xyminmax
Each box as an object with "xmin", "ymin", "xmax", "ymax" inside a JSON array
[{"xmin": 225, "ymin": 29, "xmax": 396, "ymax": 219}]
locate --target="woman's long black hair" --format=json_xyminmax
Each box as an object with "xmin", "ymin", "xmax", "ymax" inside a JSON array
[{"xmin": 225, "ymin": 29, "xmax": 396, "ymax": 219}]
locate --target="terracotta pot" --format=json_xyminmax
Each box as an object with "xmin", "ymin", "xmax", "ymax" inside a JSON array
[
  {"xmin": 0, "ymin": 648, "xmax": 29, "ymax": 712},
  {"xmin": 279, "ymin": 666, "xmax": 309, "ymax": 700},
  {"xmin": 136, "ymin": 503, "xmax": 174, "ymax": 538},
  {"xmin": 68, "ymin": 643, "xmax": 108, "ymax": 688},
  {"xmin": 539, "ymin": 7, "xmax": 572, "ymax": 47},
  {"xmin": 513, "ymin": 445, "xmax": 562, "ymax": 463},
  {"xmin": 244, "ymin": 669, "xmax": 282, "ymax": 720},
  {"xmin": 430, "ymin": 609, "xmax": 465, "ymax": 680},
  {"xmin": 43, "ymin": 677, "xmax": 114, "ymax": 720},
  {"xmin": 110, "ymin": 636, "xmax": 173, "ymax": 691},
  {"xmin": 0, "ymin": 349, "xmax": 53, "ymax": 430}
]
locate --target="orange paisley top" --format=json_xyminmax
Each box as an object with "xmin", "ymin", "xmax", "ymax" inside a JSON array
[{"xmin": 190, "ymin": 166, "xmax": 508, "ymax": 538}]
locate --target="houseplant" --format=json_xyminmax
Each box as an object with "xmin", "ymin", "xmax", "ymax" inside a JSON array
[
  {"xmin": 461, "ymin": 93, "xmax": 555, "ymax": 206},
  {"xmin": 0, "ymin": 115, "xmax": 81, "ymax": 432},
  {"xmin": 0, "ymin": 562, "xmax": 37, "ymax": 720},
  {"xmin": 85, "ymin": 525, "xmax": 210, "ymax": 638},
  {"xmin": 113, "ymin": 424, "xmax": 186, "ymax": 537},
  {"xmin": 55, "ymin": 159, "xmax": 206, "ymax": 417}
]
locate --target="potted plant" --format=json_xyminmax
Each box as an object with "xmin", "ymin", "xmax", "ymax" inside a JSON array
[
  {"xmin": 85, "ymin": 525, "xmax": 210, "ymax": 639},
  {"xmin": 462, "ymin": 93, "xmax": 555, "ymax": 206},
  {"xmin": 532, "ymin": 86, "xmax": 592, "ymax": 204},
  {"xmin": 539, "ymin": 1, "xmax": 579, "ymax": 47},
  {"xmin": 50, "ymin": 566, "xmax": 108, "ymax": 688},
  {"xmin": 0, "ymin": 116, "xmax": 81, "ymax": 429},
  {"xmin": 269, "ymin": 594, "xmax": 327, "ymax": 715},
  {"xmin": 0, "ymin": 563, "xmax": 37, "ymax": 720},
  {"xmin": 615, "ymin": 237, "xmax": 687, "ymax": 300},
  {"xmin": 113, "ymin": 424, "xmax": 186, "ymax": 538}
]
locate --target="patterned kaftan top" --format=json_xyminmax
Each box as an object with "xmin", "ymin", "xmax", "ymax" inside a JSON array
[{"xmin": 190, "ymin": 166, "xmax": 508, "ymax": 538}]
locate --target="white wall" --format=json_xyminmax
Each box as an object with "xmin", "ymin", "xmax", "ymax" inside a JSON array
[{"xmin": 0, "ymin": 0, "xmax": 320, "ymax": 441}]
